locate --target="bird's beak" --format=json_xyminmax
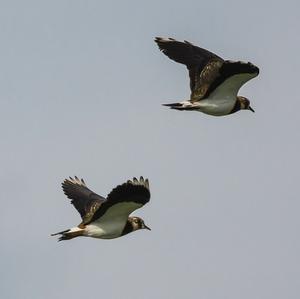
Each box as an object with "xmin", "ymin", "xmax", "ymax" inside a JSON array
[
  {"xmin": 249, "ymin": 106, "xmax": 255, "ymax": 113},
  {"xmin": 144, "ymin": 225, "xmax": 151, "ymax": 231}
]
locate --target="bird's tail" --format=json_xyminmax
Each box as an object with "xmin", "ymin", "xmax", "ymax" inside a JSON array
[
  {"xmin": 51, "ymin": 227, "xmax": 84, "ymax": 242},
  {"xmin": 162, "ymin": 102, "xmax": 186, "ymax": 110},
  {"xmin": 162, "ymin": 101, "xmax": 195, "ymax": 111}
]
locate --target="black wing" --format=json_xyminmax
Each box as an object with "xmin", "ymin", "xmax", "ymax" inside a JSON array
[
  {"xmin": 62, "ymin": 176, "xmax": 105, "ymax": 222},
  {"xmin": 87, "ymin": 177, "xmax": 150, "ymax": 224},
  {"xmin": 203, "ymin": 60, "xmax": 260, "ymax": 98},
  {"xmin": 155, "ymin": 37, "xmax": 224, "ymax": 96}
]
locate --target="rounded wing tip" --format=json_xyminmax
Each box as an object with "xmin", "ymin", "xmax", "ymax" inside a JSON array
[
  {"xmin": 246, "ymin": 61, "xmax": 259, "ymax": 74},
  {"xmin": 127, "ymin": 176, "xmax": 150, "ymax": 190},
  {"xmin": 63, "ymin": 176, "xmax": 86, "ymax": 187},
  {"xmin": 154, "ymin": 37, "xmax": 177, "ymax": 44}
]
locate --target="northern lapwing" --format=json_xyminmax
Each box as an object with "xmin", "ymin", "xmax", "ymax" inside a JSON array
[
  {"xmin": 51, "ymin": 176, "xmax": 151, "ymax": 241},
  {"xmin": 155, "ymin": 37, "xmax": 259, "ymax": 116}
]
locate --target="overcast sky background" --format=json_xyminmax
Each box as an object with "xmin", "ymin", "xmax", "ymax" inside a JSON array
[{"xmin": 1, "ymin": 1, "xmax": 299, "ymax": 298}]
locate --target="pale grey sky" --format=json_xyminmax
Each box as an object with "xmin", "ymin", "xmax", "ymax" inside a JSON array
[{"xmin": 1, "ymin": 1, "xmax": 300, "ymax": 298}]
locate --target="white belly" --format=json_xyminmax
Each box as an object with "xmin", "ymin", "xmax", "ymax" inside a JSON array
[
  {"xmin": 195, "ymin": 98, "xmax": 235, "ymax": 116},
  {"xmin": 84, "ymin": 220, "xmax": 125, "ymax": 239}
]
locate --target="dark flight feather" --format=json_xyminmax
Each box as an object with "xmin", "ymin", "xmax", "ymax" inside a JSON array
[
  {"xmin": 62, "ymin": 176, "xmax": 150, "ymax": 225},
  {"xmin": 155, "ymin": 37, "xmax": 223, "ymax": 95},
  {"xmin": 88, "ymin": 177, "xmax": 150, "ymax": 224},
  {"xmin": 155, "ymin": 37, "xmax": 259, "ymax": 101},
  {"xmin": 62, "ymin": 176, "xmax": 105, "ymax": 220}
]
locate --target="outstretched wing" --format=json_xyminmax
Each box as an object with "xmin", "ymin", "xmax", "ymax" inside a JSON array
[
  {"xmin": 202, "ymin": 60, "xmax": 259, "ymax": 99},
  {"xmin": 62, "ymin": 176, "xmax": 105, "ymax": 223},
  {"xmin": 155, "ymin": 37, "xmax": 224, "ymax": 100},
  {"xmin": 87, "ymin": 177, "xmax": 150, "ymax": 225}
]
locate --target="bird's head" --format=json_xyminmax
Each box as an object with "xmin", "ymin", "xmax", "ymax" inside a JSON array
[
  {"xmin": 237, "ymin": 96, "xmax": 255, "ymax": 112},
  {"xmin": 130, "ymin": 217, "xmax": 151, "ymax": 231}
]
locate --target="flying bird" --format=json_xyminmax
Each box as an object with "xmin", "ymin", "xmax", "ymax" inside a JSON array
[
  {"xmin": 51, "ymin": 176, "xmax": 151, "ymax": 241},
  {"xmin": 155, "ymin": 37, "xmax": 259, "ymax": 116}
]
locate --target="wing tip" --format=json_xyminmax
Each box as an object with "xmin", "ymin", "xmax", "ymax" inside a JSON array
[
  {"xmin": 154, "ymin": 37, "xmax": 178, "ymax": 50},
  {"xmin": 62, "ymin": 176, "xmax": 87, "ymax": 187},
  {"xmin": 154, "ymin": 36, "xmax": 192, "ymax": 46},
  {"xmin": 104, "ymin": 176, "xmax": 151, "ymax": 209},
  {"xmin": 224, "ymin": 60, "xmax": 259, "ymax": 75},
  {"xmin": 61, "ymin": 176, "xmax": 88, "ymax": 198},
  {"xmin": 127, "ymin": 176, "xmax": 150, "ymax": 190},
  {"xmin": 154, "ymin": 36, "xmax": 169, "ymax": 42}
]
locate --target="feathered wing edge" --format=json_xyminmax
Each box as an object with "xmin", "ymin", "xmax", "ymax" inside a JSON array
[
  {"xmin": 154, "ymin": 37, "xmax": 222, "ymax": 67},
  {"xmin": 202, "ymin": 60, "xmax": 260, "ymax": 98},
  {"xmin": 86, "ymin": 176, "xmax": 151, "ymax": 224},
  {"xmin": 51, "ymin": 176, "xmax": 104, "ymax": 241},
  {"xmin": 154, "ymin": 37, "xmax": 225, "ymax": 99},
  {"xmin": 61, "ymin": 176, "xmax": 104, "ymax": 220},
  {"xmin": 155, "ymin": 37, "xmax": 259, "ymax": 102}
]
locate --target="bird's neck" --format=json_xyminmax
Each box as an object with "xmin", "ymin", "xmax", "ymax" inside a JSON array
[
  {"xmin": 229, "ymin": 98, "xmax": 241, "ymax": 114},
  {"xmin": 121, "ymin": 219, "xmax": 134, "ymax": 236}
]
